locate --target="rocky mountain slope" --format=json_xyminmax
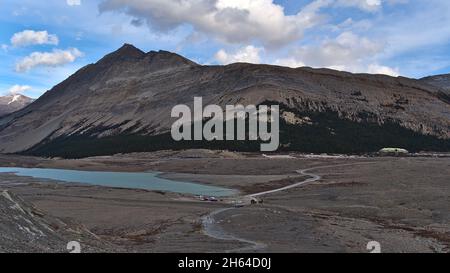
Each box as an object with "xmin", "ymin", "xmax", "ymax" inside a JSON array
[
  {"xmin": 421, "ymin": 74, "xmax": 450, "ymax": 93},
  {"xmin": 0, "ymin": 94, "xmax": 34, "ymax": 117},
  {"xmin": 0, "ymin": 190, "xmax": 107, "ymax": 252},
  {"xmin": 0, "ymin": 44, "xmax": 449, "ymax": 157}
]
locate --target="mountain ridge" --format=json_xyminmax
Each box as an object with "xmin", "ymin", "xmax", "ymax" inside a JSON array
[
  {"xmin": 420, "ymin": 73, "xmax": 450, "ymax": 93},
  {"xmin": 0, "ymin": 44, "xmax": 449, "ymax": 156}
]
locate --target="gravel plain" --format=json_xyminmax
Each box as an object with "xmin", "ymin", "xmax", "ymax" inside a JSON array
[{"xmin": 0, "ymin": 151, "xmax": 449, "ymax": 253}]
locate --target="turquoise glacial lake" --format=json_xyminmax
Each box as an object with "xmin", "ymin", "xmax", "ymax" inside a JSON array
[{"xmin": 0, "ymin": 167, "xmax": 236, "ymax": 197}]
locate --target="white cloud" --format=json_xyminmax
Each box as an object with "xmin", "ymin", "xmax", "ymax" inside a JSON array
[
  {"xmin": 97, "ymin": 0, "xmax": 407, "ymax": 49},
  {"xmin": 15, "ymin": 48, "xmax": 83, "ymax": 72},
  {"xmin": 99, "ymin": 0, "xmax": 331, "ymax": 48},
  {"xmin": 272, "ymin": 32, "xmax": 399, "ymax": 76},
  {"xmin": 215, "ymin": 46, "xmax": 263, "ymax": 64},
  {"xmin": 94, "ymin": 0, "xmax": 413, "ymax": 53},
  {"xmin": 335, "ymin": 0, "xmax": 382, "ymax": 12},
  {"xmin": 11, "ymin": 30, "xmax": 59, "ymax": 47},
  {"xmin": 67, "ymin": 0, "xmax": 81, "ymax": 6},
  {"xmin": 334, "ymin": 0, "xmax": 409, "ymax": 12},
  {"xmin": 292, "ymin": 32, "xmax": 383, "ymax": 66},
  {"xmin": 367, "ymin": 64, "xmax": 399, "ymax": 76},
  {"xmin": 8, "ymin": 85, "xmax": 32, "ymax": 95},
  {"xmin": 212, "ymin": 36, "xmax": 398, "ymax": 76},
  {"xmin": 211, "ymin": 33, "xmax": 399, "ymax": 76},
  {"xmin": 273, "ymin": 58, "xmax": 306, "ymax": 68}
]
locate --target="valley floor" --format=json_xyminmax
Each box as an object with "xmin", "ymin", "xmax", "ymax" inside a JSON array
[{"xmin": 0, "ymin": 150, "xmax": 449, "ymax": 253}]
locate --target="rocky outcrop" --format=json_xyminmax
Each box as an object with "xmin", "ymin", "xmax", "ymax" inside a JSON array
[{"xmin": 0, "ymin": 190, "xmax": 106, "ymax": 252}]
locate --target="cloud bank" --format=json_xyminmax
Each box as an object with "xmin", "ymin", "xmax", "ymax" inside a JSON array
[
  {"xmin": 99, "ymin": 0, "xmax": 331, "ymax": 48},
  {"xmin": 97, "ymin": 0, "xmax": 408, "ymax": 75},
  {"xmin": 277, "ymin": 32, "xmax": 399, "ymax": 76}
]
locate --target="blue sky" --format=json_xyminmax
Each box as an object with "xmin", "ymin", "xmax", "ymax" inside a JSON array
[{"xmin": 1, "ymin": 0, "xmax": 450, "ymax": 98}]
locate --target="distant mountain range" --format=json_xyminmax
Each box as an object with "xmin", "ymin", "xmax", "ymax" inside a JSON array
[
  {"xmin": 0, "ymin": 94, "xmax": 34, "ymax": 117},
  {"xmin": 0, "ymin": 44, "xmax": 449, "ymax": 158}
]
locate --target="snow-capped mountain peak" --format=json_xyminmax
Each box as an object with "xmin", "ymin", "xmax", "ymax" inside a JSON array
[
  {"xmin": 8, "ymin": 95, "xmax": 23, "ymax": 105},
  {"xmin": 0, "ymin": 94, "xmax": 34, "ymax": 116}
]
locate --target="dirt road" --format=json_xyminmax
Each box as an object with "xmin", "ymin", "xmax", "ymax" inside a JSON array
[{"xmin": 202, "ymin": 162, "xmax": 374, "ymax": 252}]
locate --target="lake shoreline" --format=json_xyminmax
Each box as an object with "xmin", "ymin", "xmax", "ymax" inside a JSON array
[
  {"xmin": 1, "ymin": 151, "xmax": 449, "ymax": 252},
  {"xmin": 0, "ymin": 167, "xmax": 237, "ymax": 197}
]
